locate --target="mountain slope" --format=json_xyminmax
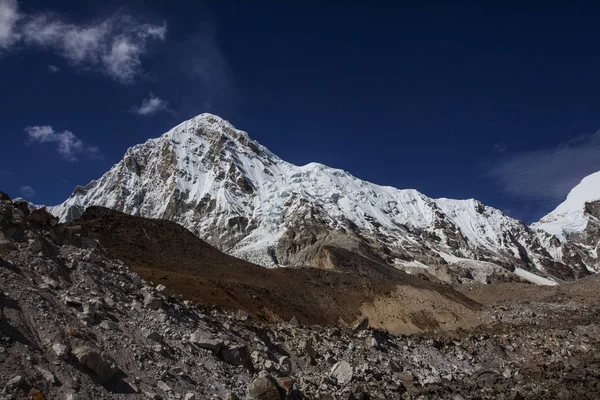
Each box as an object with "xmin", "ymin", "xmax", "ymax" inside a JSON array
[
  {"xmin": 50, "ymin": 114, "xmax": 592, "ymax": 281},
  {"xmin": 533, "ymin": 171, "xmax": 600, "ymax": 241},
  {"xmin": 532, "ymin": 170, "xmax": 600, "ymax": 274}
]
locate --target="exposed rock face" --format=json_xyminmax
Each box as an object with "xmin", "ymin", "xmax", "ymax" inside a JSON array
[{"xmin": 47, "ymin": 114, "xmax": 595, "ymax": 282}]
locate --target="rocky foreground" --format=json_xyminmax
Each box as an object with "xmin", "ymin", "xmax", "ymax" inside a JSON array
[{"xmin": 1, "ymin": 194, "xmax": 600, "ymax": 399}]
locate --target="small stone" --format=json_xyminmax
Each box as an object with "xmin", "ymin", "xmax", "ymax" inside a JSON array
[
  {"xmin": 366, "ymin": 336, "xmax": 378, "ymax": 348},
  {"xmin": 42, "ymin": 276, "xmax": 59, "ymax": 290},
  {"xmin": 157, "ymin": 380, "xmax": 172, "ymax": 392},
  {"xmin": 278, "ymin": 356, "xmax": 292, "ymax": 374},
  {"xmin": 99, "ymin": 320, "xmax": 117, "ymax": 330},
  {"xmin": 145, "ymin": 331, "xmax": 163, "ymax": 342},
  {"xmin": 301, "ymin": 339, "xmax": 318, "ymax": 360},
  {"xmin": 72, "ymin": 347, "xmax": 118, "ymax": 381},
  {"xmin": 331, "ymin": 360, "xmax": 353, "ymax": 385},
  {"xmin": 35, "ymin": 366, "xmax": 56, "ymax": 384},
  {"xmin": 144, "ymin": 293, "xmax": 163, "ymax": 310},
  {"xmin": 352, "ymin": 317, "xmax": 369, "ymax": 332},
  {"xmin": 83, "ymin": 302, "xmax": 96, "ymax": 316},
  {"xmin": 275, "ymin": 377, "xmax": 294, "ymax": 395},
  {"xmin": 189, "ymin": 330, "xmax": 223, "ymax": 352},
  {"xmin": 289, "ymin": 316, "xmax": 300, "ymax": 327},
  {"xmin": 156, "ymin": 284, "xmax": 171, "ymax": 296},
  {"xmin": 5, "ymin": 375, "xmax": 25, "ymax": 389},
  {"xmin": 53, "ymin": 343, "xmax": 69, "ymax": 360},
  {"xmin": 220, "ymin": 345, "xmax": 252, "ymax": 368},
  {"xmin": 184, "ymin": 393, "xmax": 196, "ymax": 400},
  {"xmin": 246, "ymin": 377, "xmax": 280, "ymax": 400},
  {"xmin": 144, "ymin": 392, "xmax": 163, "ymax": 400},
  {"xmin": 65, "ymin": 393, "xmax": 77, "ymax": 400}
]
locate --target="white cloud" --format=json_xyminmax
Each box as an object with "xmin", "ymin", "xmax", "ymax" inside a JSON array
[
  {"xmin": 25, "ymin": 125, "xmax": 100, "ymax": 161},
  {"xmin": 1, "ymin": 1, "xmax": 166, "ymax": 83},
  {"xmin": 48, "ymin": 64, "xmax": 59, "ymax": 72},
  {"xmin": 20, "ymin": 185, "xmax": 35, "ymax": 198},
  {"xmin": 489, "ymin": 130, "xmax": 600, "ymax": 209},
  {"xmin": 131, "ymin": 92, "xmax": 169, "ymax": 116},
  {"xmin": 0, "ymin": 0, "xmax": 20, "ymax": 48}
]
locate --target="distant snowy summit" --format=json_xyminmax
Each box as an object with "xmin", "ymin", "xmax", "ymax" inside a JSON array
[
  {"xmin": 50, "ymin": 113, "xmax": 598, "ymax": 283},
  {"xmin": 532, "ymin": 171, "xmax": 600, "ymax": 241}
]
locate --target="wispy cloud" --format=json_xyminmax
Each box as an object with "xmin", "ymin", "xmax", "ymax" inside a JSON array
[
  {"xmin": 0, "ymin": 0, "xmax": 166, "ymax": 83},
  {"xmin": 493, "ymin": 142, "xmax": 508, "ymax": 153},
  {"xmin": 489, "ymin": 130, "xmax": 600, "ymax": 209},
  {"xmin": 0, "ymin": 0, "xmax": 20, "ymax": 48},
  {"xmin": 20, "ymin": 185, "xmax": 35, "ymax": 198},
  {"xmin": 131, "ymin": 92, "xmax": 169, "ymax": 116},
  {"xmin": 47, "ymin": 64, "xmax": 59, "ymax": 73},
  {"xmin": 173, "ymin": 27, "xmax": 238, "ymax": 116},
  {"xmin": 25, "ymin": 125, "xmax": 100, "ymax": 161}
]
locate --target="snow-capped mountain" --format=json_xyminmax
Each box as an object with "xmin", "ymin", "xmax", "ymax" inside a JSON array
[
  {"xmin": 531, "ymin": 171, "xmax": 600, "ymax": 273},
  {"xmin": 50, "ymin": 114, "xmax": 594, "ymax": 282},
  {"xmin": 533, "ymin": 171, "xmax": 600, "ymax": 241}
]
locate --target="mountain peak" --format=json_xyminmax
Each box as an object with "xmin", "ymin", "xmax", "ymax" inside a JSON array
[
  {"xmin": 533, "ymin": 170, "xmax": 600, "ymax": 241},
  {"xmin": 49, "ymin": 116, "xmax": 598, "ymax": 282}
]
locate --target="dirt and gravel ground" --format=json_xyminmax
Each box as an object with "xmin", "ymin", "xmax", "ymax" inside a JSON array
[{"xmin": 1, "ymin": 198, "xmax": 600, "ymax": 399}]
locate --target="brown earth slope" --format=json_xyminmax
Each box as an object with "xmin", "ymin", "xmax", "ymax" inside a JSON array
[{"xmin": 74, "ymin": 206, "xmax": 481, "ymax": 333}]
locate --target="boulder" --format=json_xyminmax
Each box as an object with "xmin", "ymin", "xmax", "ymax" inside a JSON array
[
  {"xmin": 5, "ymin": 375, "xmax": 25, "ymax": 389},
  {"xmin": 220, "ymin": 345, "xmax": 253, "ymax": 369},
  {"xmin": 279, "ymin": 355, "xmax": 292, "ymax": 374},
  {"xmin": 246, "ymin": 377, "xmax": 281, "ymax": 400},
  {"xmin": 189, "ymin": 330, "xmax": 223, "ymax": 352},
  {"xmin": 72, "ymin": 347, "xmax": 118, "ymax": 381},
  {"xmin": 275, "ymin": 377, "xmax": 294, "ymax": 396},
  {"xmin": 145, "ymin": 331, "xmax": 163, "ymax": 342},
  {"xmin": 53, "ymin": 343, "xmax": 70, "ymax": 360},
  {"xmin": 143, "ymin": 292, "xmax": 163, "ymax": 310},
  {"xmin": 331, "ymin": 360, "xmax": 353, "ymax": 385}
]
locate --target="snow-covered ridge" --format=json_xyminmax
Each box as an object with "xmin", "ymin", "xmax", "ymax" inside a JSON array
[
  {"xmin": 532, "ymin": 171, "xmax": 600, "ymax": 241},
  {"xmin": 50, "ymin": 113, "xmax": 596, "ymax": 281}
]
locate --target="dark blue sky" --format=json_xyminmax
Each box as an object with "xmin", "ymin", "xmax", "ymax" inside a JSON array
[{"xmin": 1, "ymin": 1, "xmax": 600, "ymax": 223}]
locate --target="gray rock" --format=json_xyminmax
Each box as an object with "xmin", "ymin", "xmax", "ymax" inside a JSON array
[
  {"xmin": 331, "ymin": 360, "xmax": 353, "ymax": 385},
  {"xmin": 83, "ymin": 302, "xmax": 97, "ymax": 316},
  {"xmin": 145, "ymin": 331, "xmax": 163, "ymax": 342},
  {"xmin": 144, "ymin": 392, "xmax": 163, "ymax": 400},
  {"xmin": 184, "ymin": 394, "xmax": 196, "ymax": 400},
  {"xmin": 53, "ymin": 342, "xmax": 70, "ymax": 360},
  {"xmin": 144, "ymin": 292, "xmax": 163, "ymax": 310},
  {"xmin": 72, "ymin": 346, "xmax": 118, "ymax": 381},
  {"xmin": 35, "ymin": 366, "xmax": 56, "ymax": 384},
  {"xmin": 43, "ymin": 276, "xmax": 59, "ymax": 290},
  {"xmin": 157, "ymin": 380, "xmax": 172, "ymax": 392},
  {"xmin": 5, "ymin": 375, "xmax": 24, "ymax": 389},
  {"xmin": 189, "ymin": 330, "xmax": 223, "ymax": 352},
  {"xmin": 279, "ymin": 355, "xmax": 292, "ymax": 374},
  {"xmin": 100, "ymin": 320, "xmax": 117, "ymax": 330},
  {"xmin": 301, "ymin": 339, "xmax": 318, "ymax": 360},
  {"xmin": 155, "ymin": 284, "xmax": 171, "ymax": 296},
  {"xmin": 221, "ymin": 345, "xmax": 252, "ymax": 368},
  {"xmin": 246, "ymin": 376, "xmax": 281, "ymax": 400},
  {"xmin": 352, "ymin": 317, "xmax": 369, "ymax": 332}
]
